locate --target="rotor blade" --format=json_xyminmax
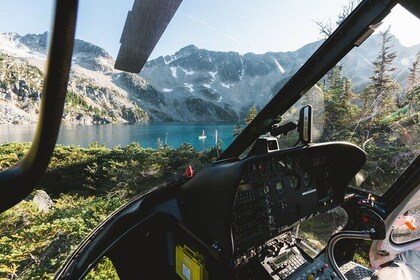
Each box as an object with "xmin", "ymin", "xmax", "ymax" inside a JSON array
[{"xmin": 115, "ymin": 0, "xmax": 182, "ymax": 73}]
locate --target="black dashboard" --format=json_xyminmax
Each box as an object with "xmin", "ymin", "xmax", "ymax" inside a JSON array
[
  {"xmin": 232, "ymin": 149, "xmax": 336, "ymax": 267},
  {"xmin": 56, "ymin": 141, "xmax": 369, "ymax": 279},
  {"xmin": 178, "ymin": 142, "xmax": 366, "ymax": 268}
]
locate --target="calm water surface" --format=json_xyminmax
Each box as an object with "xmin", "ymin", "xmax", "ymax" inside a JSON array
[{"xmin": 0, "ymin": 122, "xmax": 236, "ymax": 150}]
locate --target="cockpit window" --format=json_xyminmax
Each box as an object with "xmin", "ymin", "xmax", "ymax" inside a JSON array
[
  {"xmin": 0, "ymin": 1, "xmax": 52, "ymax": 136},
  {"xmin": 0, "ymin": 0, "xmax": 419, "ymax": 278},
  {"xmin": 1, "ymin": 0, "xmax": 358, "ymax": 148},
  {"xmin": 277, "ymin": 4, "xmax": 420, "ymax": 196},
  {"xmin": 391, "ymin": 204, "xmax": 420, "ymax": 244}
]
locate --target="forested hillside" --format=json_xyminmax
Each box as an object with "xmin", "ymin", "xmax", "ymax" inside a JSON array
[
  {"xmin": 320, "ymin": 27, "xmax": 419, "ymax": 194},
  {"xmin": 271, "ymin": 26, "xmax": 419, "ymax": 195}
]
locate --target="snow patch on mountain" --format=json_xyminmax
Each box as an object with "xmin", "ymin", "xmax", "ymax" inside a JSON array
[
  {"xmin": 273, "ymin": 59, "xmax": 286, "ymax": 74},
  {"xmin": 170, "ymin": 67, "xmax": 177, "ymax": 78},
  {"xmin": 221, "ymin": 82, "xmax": 233, "ymax": 89},
  {"xmin": 0, "ymin": 32, "xmax": 45, "ymax": 60},
  {"xmin": 239, "ymin": 57, "xmax": 244, "ymax": 80},
  {"xmin": 181, "ymin": 68, "xmax": 195, "ymax": 75},
  {"xmin": 164, "ymin": 56, "xmax": 175, "ymax": 64},
  {"xmin": 0, "ymin": 32, "xmax": 149, "ymax": 124},
  {"xmin": 184, "ymin": 83, "xmax": 194, "ymax": 92},
  {"xmin": 209, "ymin": 71, "xmax": 217, "ymax": 80}
]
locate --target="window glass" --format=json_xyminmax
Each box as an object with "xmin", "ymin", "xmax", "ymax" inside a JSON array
[
  {"xmin": 391, "ymin": 204, "xmax": 420, "ymax": 244},
  {"xmin": 1, "ymin": 0, "xmax": 418, "ymax": 278},
  {"xmin": 85, "ymin": 257, "xmax": 120, "ymax": 280},
  {"xmin": 277, "ymin": 4, "xmax": 420, "ymax": 195},
  {"xmin": 297, "ymin": 207, "xmax": 348, "ymax": 257},
  {"xmin": 0, "ymin": 0, "xmax": 53, "ymax": 139}
]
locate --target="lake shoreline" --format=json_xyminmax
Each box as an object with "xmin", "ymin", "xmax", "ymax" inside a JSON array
[{"xmin": 0, "ymin": 122, "xmax": 237, "ymax": 150}]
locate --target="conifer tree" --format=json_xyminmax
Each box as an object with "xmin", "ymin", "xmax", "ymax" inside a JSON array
[
  {"xmin": 233, "ymin": 123, "xmax": 242, "ymax": 137},
  {"xmin": 329, "ymin": 65, "xmax": 343, "ymax": 90},
  {"xmin": 363, "ymin": 26, "xmax": 400, "ymax": 122},
  {"xmin": 245, "ymin": 105, "xmax": 258, "ymax": 125},
  {"xmin": 406, "ymin": 50, "xmax": 420, "ymax": 92},
  {"xmin": 232, "ymin": 106, "xmax": 258, "ymax": 136},
  {"xmin": 406, "ymin": 50, "xmax": 420, "ymax": 112},
  {"xmin": 324, "ymin": 68, "xmax": 358, "ymax": 135}
]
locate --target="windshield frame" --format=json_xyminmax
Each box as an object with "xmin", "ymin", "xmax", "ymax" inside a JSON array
[
  {"xmin": 0, "ymin": 0, "xmax": 78, "ymax": 212},
  {"xmin": 220, "ymin": 0, "xmax": 399, "ymax": 160}
]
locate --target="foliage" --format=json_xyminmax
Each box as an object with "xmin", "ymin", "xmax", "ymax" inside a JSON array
[
  {"xmin": 245, "ymin": 105, "xmax": 258, "ymax": 125},
  {"xmin": 13, "ymin": 142, "xmax": 212, "ymax": 197},
  {"xmin": 65, "ymin": 91, "xmax": 89, "ymax": 108},
  {"xmin": 406, "ymin": 50, "xmax": 419, "ymax": 92},
  {"xmin": 232, "ymin": 105, "xmax": 258, "ymax": 136},
  {"xmin": 0, "ymin": 142, "xmax": 214, "ymax": 279},
  {"xmin": 0, "ymin": 142, "xmax": 30, "ymax": 170},
  {"xmin": 406, "ymin": 52, "xmax": 420, "ymax": 113},
  {"xmin": 314, "ymin": 0, "xmax": 361, "ymax": 38},
  {"xmin": 0, "ymin": 53, "xmax": 43, "ymax": 92},
  {"xmin": 299, "ymin": 208, "xmax": 347, "ymax": 253},
  {"xmin": 232, "ymin": 122, "xmax": 242, "ymax": 137},
  {"xmin": 362, "ymin": 26, "xmax": 400, "ymax": 123},
  {"xmin": 0, "ymin": 194, "xmax": 122, "ymax": 279},
  {"xmin": 1, "ymin": 20, "xmax": 419, "ymax": 280},
  {"xmin": 317, "ymin": 26, "xmax": 419, "ymax": 196},
  {"xmin": 323, "ymin": 65, "xmax": 359, "ymax": 138},
  {"xmin": 84, "ymin": 257, "xmax": 120, "ymax": 280}
]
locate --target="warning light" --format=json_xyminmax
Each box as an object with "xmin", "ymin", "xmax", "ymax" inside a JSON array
[
  {"xmin": 362, "ymin": 215, "xmax": 369, "ymax": 223},
  {"xmin": 185, "ymin": 166, "xmax": 194, "ymax": 178}
]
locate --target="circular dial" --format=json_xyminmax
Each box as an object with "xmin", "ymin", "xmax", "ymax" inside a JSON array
[
  {"xmin": 289, "ymin": 175, "xmax": 299, "ymax": 189},
  {"xmin": 303, "ymin": 172, "xmax": 311, "ymax": 187}
]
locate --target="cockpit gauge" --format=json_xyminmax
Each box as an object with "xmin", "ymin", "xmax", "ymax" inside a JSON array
[
  {"xmin": 289, "ymin": 175, "xmax": 299, "ymax": 189},
  {"xmin": 276, "ymin": 181, "xmax": 285, "ymax": 193},
  {"xmin": 303, "ymin": 172, "xmax": 311, "ymax": 187},
  {"xmin": 278, "ymin": 160, "xmax": 286, "ymax": 169},
  {"xmin": 286, "ymin": 157, "xmax": 293, "ymax": 169}
]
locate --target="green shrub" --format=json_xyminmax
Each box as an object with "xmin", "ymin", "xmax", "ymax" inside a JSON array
[{"xmin": 0, "ymin": 142, "xmax": 214, "ymax": 279}]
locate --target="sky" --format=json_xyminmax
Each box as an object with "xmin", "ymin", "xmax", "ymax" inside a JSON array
[{"xmin": 0, "ymin": 1, "xmax": 419, "ymax": 59}]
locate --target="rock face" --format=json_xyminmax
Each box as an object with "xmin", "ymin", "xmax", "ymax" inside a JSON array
[
  {"xmin": 0, "ymin": 32, "xmax": 149, "ymax": 124},
  {"xmin": 139, "ymin": 43, "xmax": 320, "ymax": 121},
  {"xmin": 0, "ymin": 53, "xmax": 42, "ymax": 124},
  {"xmin": 32, "ymin": 190, "xmax": 53, "ymax": 212},
  {"xmin": 1, "ymin": 32, "xmax": 419, "ymax": 123},
  {"xmin": 140, "ymin": 37, "xmax": 419, "ymax": 120}
]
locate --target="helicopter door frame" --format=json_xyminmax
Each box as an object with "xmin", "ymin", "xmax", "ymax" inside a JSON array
[{"xmin": 369, "ymin": 185, "xmax": 420, "ymax": 269}]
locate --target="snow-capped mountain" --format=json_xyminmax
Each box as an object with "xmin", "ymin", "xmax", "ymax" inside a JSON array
[
  {"xmin": 140, "ymin": 35, "xmax": 419, "ymax": 121},
  {"xmin": 139, "ymin": 42, "xmax": 321, "ymax": 121},
  {"xmin": 0, "ymin": 31, "xmax": 419, "ymax": 124}
]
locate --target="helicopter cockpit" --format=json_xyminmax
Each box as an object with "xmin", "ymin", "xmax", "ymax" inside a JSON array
[{"xmin": 0, "ymin": 0, "xmax": 419, "ymax": 279}]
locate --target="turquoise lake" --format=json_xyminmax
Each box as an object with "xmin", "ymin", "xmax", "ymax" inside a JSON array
[{"xmin": 0, "ymin": 122, "xmax": 237, "ymax": 150}]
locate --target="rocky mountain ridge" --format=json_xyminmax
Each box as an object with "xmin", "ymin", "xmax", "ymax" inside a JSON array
[
  {"xmin": 140, "ymin": 34, "xmax": 419, "ymax": 121},
  {"xmin": 0, "ymin": 32, "xmax": 149, "ymax": 124},
  {"xmin": 139, "ymin": 41, "xmax": 321, "ymax": 121},
  {"xmin": 0, "ymin": 31, "xmax": 419, "ymax": 124}
]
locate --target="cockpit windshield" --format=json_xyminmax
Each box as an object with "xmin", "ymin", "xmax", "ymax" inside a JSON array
[
  {"xmin": 277, "ymin": 4, "xmax": 420, "ymax": 195},
  {"xmin": 0, "ymin": 0, "xmax": 419, "ymax": 278}
]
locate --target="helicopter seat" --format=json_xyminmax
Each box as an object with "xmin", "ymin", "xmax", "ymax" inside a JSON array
[{"xmin": 371, "ymin": 250, "xmax": 420, "ymax": 280}]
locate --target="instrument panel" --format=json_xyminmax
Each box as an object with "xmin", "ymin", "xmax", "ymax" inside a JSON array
[
  {"xmin": 178, "ymin": 142, "xmax": 366, "ymax": 269},
  {"xmin": 232, "ymin": 152, "xmax": 335, "ymax": 266}
]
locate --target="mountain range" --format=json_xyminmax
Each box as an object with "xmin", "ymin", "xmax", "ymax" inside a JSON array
[{"xmin": 0, "ymin": 31, "xmax": 418, "ymax": 124}]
